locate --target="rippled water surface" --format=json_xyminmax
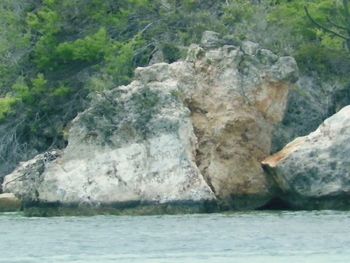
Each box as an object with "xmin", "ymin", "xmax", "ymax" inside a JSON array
[{"xmin": 1, "ymin": 211, "xmax": 350, "ymax": 263}]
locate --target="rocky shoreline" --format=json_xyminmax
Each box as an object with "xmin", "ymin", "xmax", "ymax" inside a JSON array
[
  {"xmin": 263, "ymin": 105, "xmax": 350, "ymax": 210},
  {"xmin": 1, "ymin": 32, "xmax": 349, "ymax": 215}
]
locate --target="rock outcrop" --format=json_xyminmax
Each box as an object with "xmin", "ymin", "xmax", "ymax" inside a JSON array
[
  {"xmin": 184, "ymin": 39, "xmax": 298, "ymax": 209},
  {"xmin": 263, "ymin": 106, "xmax": 350, "ymax": 209},
  {"xmin": 3, "ymin": 84, "xmax": 215, "ymax": 209},
  {"xmin": 2, "ymin": 32, "xmax": 298, "ymax": 212}
]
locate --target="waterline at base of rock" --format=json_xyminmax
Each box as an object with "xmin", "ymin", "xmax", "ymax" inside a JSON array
[{"xmin": 21, "ymin": 200, "xmax": 220, "ymax": 217}]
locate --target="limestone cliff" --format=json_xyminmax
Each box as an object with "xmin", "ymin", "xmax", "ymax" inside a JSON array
[{"xmin": 2, "ymin": 32, "xmax": 298, "ymax": 212}]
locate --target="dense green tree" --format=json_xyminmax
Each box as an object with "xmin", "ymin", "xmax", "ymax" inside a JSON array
[{"xmin": 305, "ymin": 0, "xmax": 350, "ymax": 50}]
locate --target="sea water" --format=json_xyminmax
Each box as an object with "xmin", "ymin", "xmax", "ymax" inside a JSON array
[{"xmin": 1, "ymin": 211, "xmax": 350, "ymax": 263}]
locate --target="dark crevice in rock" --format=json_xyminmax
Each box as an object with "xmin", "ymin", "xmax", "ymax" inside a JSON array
[
  {"xmin": 194, "ymin": 147, "xmax": 216, "ymax": 195},
  {"xmin": 258, "ymin": 197, "xmax": 291, "ymax": 210},
  {"xmin": 0, "ymin": 177, "xmax": 3, "ymax": 194},
  {"xmin": 272, "ymin": 195, "xmax": 350, "ymax": 210},
  {"xmin": 184, "ymin": 98, "xmax": 215, "ymax": 196},
  {"xmin": 217, "ymin": 194, "xmax": 274, "ymax": 211}
]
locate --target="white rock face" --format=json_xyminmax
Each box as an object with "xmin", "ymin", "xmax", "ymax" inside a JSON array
[
  {"xmin": 3, "ymin": 35, "xmax": 298, "ymax": 210},
  {"xmin": 3, "ymin": 83, "xmax": 214, "ymax": 206},
  {"xmin": 263, "ymin": 106, "xmax": 350, "ymax": 209}
]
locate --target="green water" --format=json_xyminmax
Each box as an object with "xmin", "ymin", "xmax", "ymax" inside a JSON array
[{"xmin": 1, "ymin": 211, "xmax": 350, "ymax": 263}]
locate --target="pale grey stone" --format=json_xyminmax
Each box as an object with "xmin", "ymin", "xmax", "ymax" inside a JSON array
[{"xmin": 263, "ymin": 106, "xmax": 350, "ymax": 209}]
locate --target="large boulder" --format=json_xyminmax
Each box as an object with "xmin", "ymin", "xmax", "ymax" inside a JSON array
[
  {"xmin": 1, "ymin": 151, "xmax": 62, "ymax": 202},
  {"xmin": 263, "ymin": 106, "xmax": 350, "ymax": 209},
  {"xmin": 181, "ymin": 43, "xmax": 297, "ymax": 209},
  {"xmin": 3, "ymin": 81, "xmax": 215, "ymax": 210},
  {"xmin": 2, "ymin": 34, "xmax": 298, "ymax": 211}
]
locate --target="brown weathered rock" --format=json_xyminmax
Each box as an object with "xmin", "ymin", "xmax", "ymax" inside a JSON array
[
  {"xmin": 179, "ymin": 44, "xmax": 297, "ymax": 209},
  {"xmin": 0, "ymin": 193, "xmax": 21, "ymax": 212}
]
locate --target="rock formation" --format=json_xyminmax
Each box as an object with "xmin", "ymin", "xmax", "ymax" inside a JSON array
[
  {"xmin": 183, "ymin": 40, "xmax": 298, "ymax": 209},
  {"xmin": 2, "ymin": 32, "xmax": 298, "ymax": 212},
  {"xmin": 263, "ymin": 105, "xmax": 350, "ymax": 209}
]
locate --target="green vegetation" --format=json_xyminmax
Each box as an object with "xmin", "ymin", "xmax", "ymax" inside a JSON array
[
  {"xmin": 305, "ymin": 0, "xmax": 350, "ymax": 50},
  {"xmin": 0, "ymin": 0, "xmax": 349, "ymax": 176},
  {"xmin": 0, "ymin": 97, "xmax": 18, "ymax": 122}
]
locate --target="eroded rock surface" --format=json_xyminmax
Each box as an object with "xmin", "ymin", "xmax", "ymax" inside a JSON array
[
  {"xmin": 182, "ymin": 42, "xmax": 298, "ymax": 209},
  {"xmin": 263, "ymin": 106, "xmax": 350, "ymax": 209},
  {"xmin": 3, "ymin": 34, "xmax": 298, "ymax": 211},
  {"xmin": 4, "ymin": 84, "xmax": 214, "ymax": 208}
]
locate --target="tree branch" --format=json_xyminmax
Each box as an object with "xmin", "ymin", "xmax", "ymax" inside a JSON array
[
  {"xmin": 344, "ymin": 0, "xmax": 350, "ymax": 20},
  {"xmin": 327, "ymin": 17, "xmax": 348, "ymax": 30},
  {"xmin": 343, "ymin": 0, "xmax": 350, "ymax": 34},
  {"xmin": 304, "ymin": 6, "xmax": 349, "ymax": 40}
]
